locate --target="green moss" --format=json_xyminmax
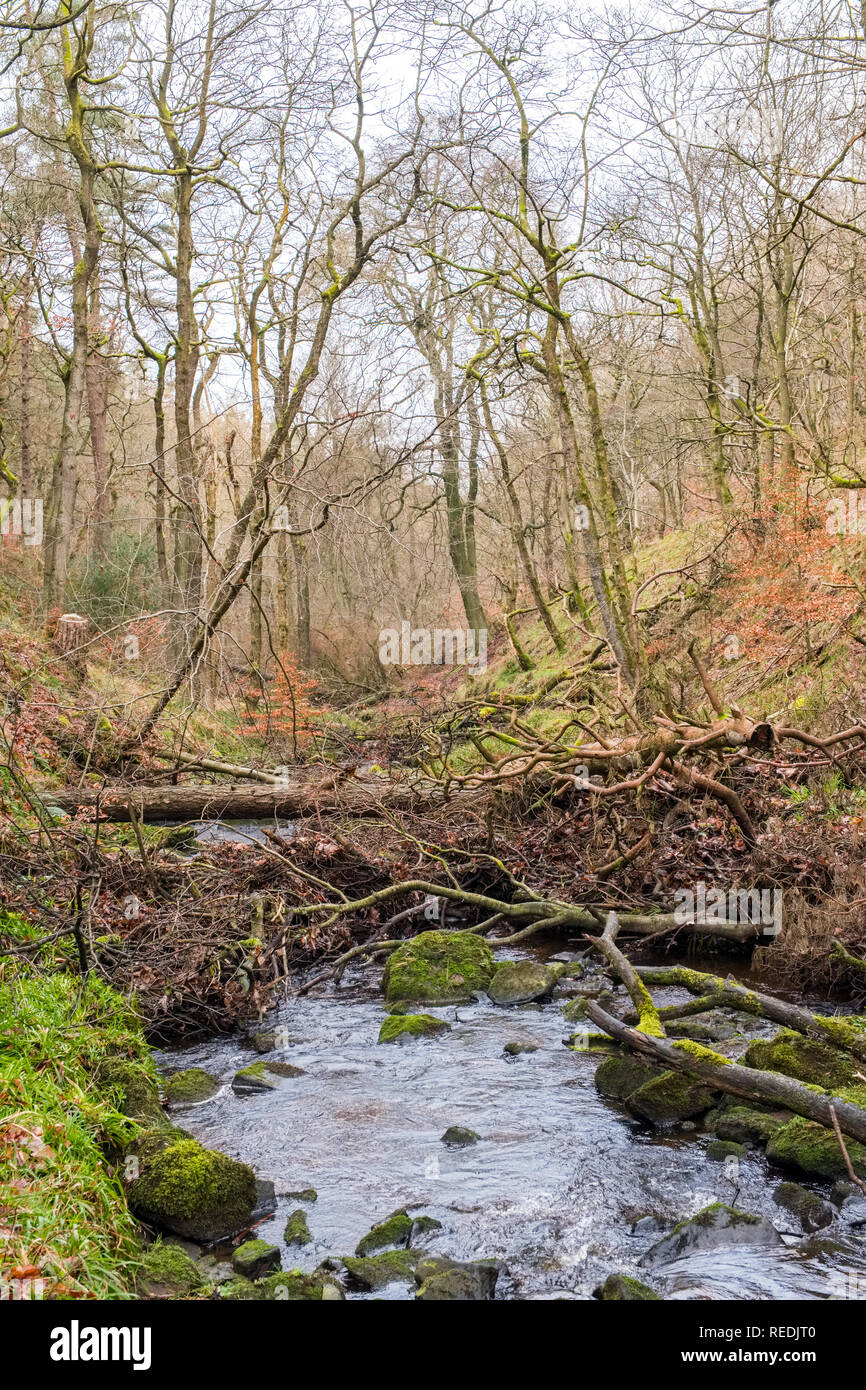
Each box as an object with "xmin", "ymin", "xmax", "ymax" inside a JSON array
[
  {"xmin": 706, "ymin": 1140, "xmax": 748, "ymax": 1161},
  {"xmin": 708, "ymin": 1106, "xmax": 789, "ymax": 1144},
  {"xmin": 256, "ymin": 1270, "xmax": 326, "ymax": 1300},
  {"xmin": 767, "ymin": 1116, "xmax": 866, "ymax": 1180},
  {"xmin": 163, "ymin": 1068, "xmax": 219, "ymax": 1105},
  {"xmin": 96, "ymin": 1056, "xmax": 167, "ymax": 1127},
  {"xmin": 342, "ymin": 1249, "xmax": 420, "ymax": 1289},
  {"xmin": 127, "ymin": 1139, "xmax": 257, "ymax": 1241},
  {"xmin": 744, "ymin": 1031, "xmax": 858, "ymax": 1090},
  {"xmin": 441, "ymin": 1125, "xmax": 480, "ymax": 1146},
  {"xmin": 382, "ymin": 931, "xmax": 495, "ymax": 1006},
  {"xmin": 355, "ymin": 1209, "xmax": 413, "ymax": 1257},
  {"xmin": 598, "ymin": 1273, "xmax": 662, "ymax": 1301},
  {"xmin": 626, "ymin": 1070, "xmax": 717, "ymax": 1123},
  {"xmin": 284, "ymin": 1208, "xmax": 312, "ymax": 1245},
  {"xmin": 773, "ymin": 1182, "xmax": 833, "ymax": 1230},
  {"xmin": 232, "ymin": 1238, "xmax": 281, "ymax": 1278},
  {"xmin": 138, "ymin": 1241, "xmax": 204, "ymax": 1297},
  {"xmin": 377, "ymin": 1013, "xmax": 452, "ymax": 1044},
  {"xmin": 594, "ymin": 1054, "xmax": 662, "ymax": 1100},
  {"xmin": 488, "ymin": 959, "xmax": 567, "ymax": 1005},
  {"xmin": 284, "ymin": 1186, "xmax": 317, "ymax": 1202},
  {"xmin": 671, "ymin": 1039, "xmax": 732, "ymax": 1065}
]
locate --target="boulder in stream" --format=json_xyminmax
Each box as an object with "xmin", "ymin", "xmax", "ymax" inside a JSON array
[
  {"xmin": 382, "ymin": 930, "xmax": 495, "ymax": 1007},
  {"xmin": 640, "ymin": 1203, "xmax": 782, "ymax": 1265},
  {"xmin": 355, "ymin": 1209, "xmax": 414, "ymax": 1256},
  {"xmin": 413, "ymin": 1255, "xmax": 501, "ymax": 1300},
  {"xmin": 744, "ymin": 1030, "xmax": 861, "ymax": 1089},
  {"xmin": 596, "ymin": 1272, "xmax": 662, "ymax": 1300},
  {"xmin": 594, "ymin": 1053, "xmax": 663, "ymax": 1100},
  {"xmin": 773, "ymin": 1182, "xmax": 834, "ymax": 1231},
  {"xmin": 441, "ymin": 1125, "xmax": 480, "ymax": 1147},
  {"xmin": 488, "ymin": 959, "xmax": 568, "ymax": 1006},
  {"xmin": 285, "ymin": 1208, "xmax": 312, "ymax": 1246},
  {"xmin": 767, "ymin": 1116, "xmax": 866, "ymax": 1180},
  {"xmin": 342, "ymin": 1250, "xmax": 420, "ymax": 1290},
  {"xmin": 232, "ymin": 1239, "xmax": 282, "ymax": 1278},
  {"xmin": 231, "ymin": 1060, "xmax": 305, "ymax": 1095},
  {"xmin": 378, "ymin": 1013, "xmax": 451, "ymax": 1044},
  {"xmin": 127, "ymin": 1138, "xmax": 258, "ymax": 1242},
  {"xmin": 625, "ymin": 1071, "xmax": 716, "ymax": 1124},
  {"xmin": 163, "ymin": 1068, "xmax": 219, "ymax": 1106}
]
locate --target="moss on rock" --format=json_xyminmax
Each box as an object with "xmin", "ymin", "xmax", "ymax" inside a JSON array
[
  {"xmin": 708, "ymin": 1106, "xmax": 789, "ymax": 1145},
  {"xmin": 625, "ymin": 1070, "xmax": 716, "ymax": 1124},
  {"xmin": 232, "ymin": 1239, "xmax": 281, "ymax": 1278},
  {"xmin": 744, "ymin": 1031, "xmax": 859, "ymax": 1090},
  {"xmin": 382, "ymin": 930, "xmax": 494, "ymax": 1007},
  {"xmin": 127, "ymin": 1138, "xmax": 258, "ymax": 1241},
  {"xmin": 284, "ymin": 1208, "xmax": 312, "ymax": 1246},
  {"xmin": 594, "ymin": 1053, "xmax": 662, "ymax": 1100},
  {"xmin": 377, "ymin": 1013, "xmax": 451, "ymax": 1044},
  {"xmin": 231, "ymin": 1060, "xmax": 304, "ymax": 1095},
  {"xmin": 355, "ymin": 1209, "xmax": 413, "ymax": 1256},
  {"xmin": 163, "ymin": 1068, "xmax": 219, "ymax": 1106},
  {"xmin": 597, "ymin": 1273, "xmax": 661, "ymax": 1301},
  {"xmin": 441, "ymin": 1125, "xmax": 480, "ymax": 1146},
  {"xmin": 773, "ymin": 1182, "xmax": 834, "ymax": 1231},
  {"xmin": 342, "ymin": 1249, "xmax": 420, "ymax": 1289},
  {"xmin": 138, "ymin": 1240, "xmax": 205, "ymax": 1297},
  {"xmin": 96, "ymin": 1057, "xmax": 167, "ymax": 1127},
  {"xmin": 706, "ymin": 1140, "xmax": 748, "ymax": 1161},
  {"xmin": 488, "ymin": 959, "xmax": 567, "ymax": 1005},
  {"xmin": 767, "ymin": 1116, "xmax": 866, "ymax": 1180}
]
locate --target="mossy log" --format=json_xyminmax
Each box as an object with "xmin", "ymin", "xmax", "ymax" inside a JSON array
[{"xmin": 583, "ymin": 1000, "xmax": 866, "ymax": 1147}]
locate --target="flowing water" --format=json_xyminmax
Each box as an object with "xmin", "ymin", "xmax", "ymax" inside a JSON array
[{"xmin": 160, "ymin": 939, "xmax": 866, "ymax": 1301}]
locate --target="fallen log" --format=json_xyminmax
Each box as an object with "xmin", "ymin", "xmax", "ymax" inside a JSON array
[
  {"xmin": 584, "ymin": 999, "xmax": 866, "ymax": 1147},
  {"xmin": 46, "ymin": 774, "xmax": 462, "ymax": 823}
]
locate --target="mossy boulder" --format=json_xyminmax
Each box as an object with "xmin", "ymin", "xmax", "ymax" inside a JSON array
[
  {"xmin": 231, "ymin": 1060, "xmax": 304, "ymax": 1095},
  {"xmin": 744, "ymin": 1031, "xmax": 859, "ymax": 1090},
  {"xmin": 503, "ymin": 1040, "xmax": 538, "ymax": 1056},
  {"xmin": 127, "ymin": 1138, "xmax": 258, "ymax": 1241},
  {"xmin": 355, "ymin": 1209, "xmax": 413, "ymax": 1256},
  {"xmin": 708, "ymin": 1105, "xmax": 789, "ymax": 1145},
  {"xmin": 138, "ymin": 1241, "xmax": 205, "ymax": 1297},
  {"xmin": 597, "ymin": 1273, "xmax": 661, "ymax": 1301},
  {"xmin": 382, "ymin": 931, "xmax": 494, "ymax": 1007},
  {"xmin": 413, "ymin": 1255, "xmax": 500, "ymax": 1300},
  {"xmin": 284, "ymin": 1186, "xmax": 317, "ymax": 1202},
  {"xmin": 163, "ymin": 1068, "xmax": 219, "ymax": 1106},
  {"xmin": 773, "ymin": 1182, "xmax": 834, "ymax": 1231},
  {"xmin": 377, "ymin": 1013, "xmax": 452, "ymax": 1044},
  {"xmin": 625, "ymin": 1071, "xmax": 716, "ymax": 1124},
  {"xmin": 411, "ymin": 1214, "xmax": 443, "ymax": 1237},
  {"xmin": 441, "ymin": 1126, "xmax": 479, "ymax": 1146},
  {"xmin": 706, "ymin": 1140, "xmax": 748, "ymax": 1162},
  {"xmin": 232, "ymin": 1239, "xmax": 281, "ymax": 1279},
  {"xmin": 767, "ymin": 1116, "xmax": 866, "ymax": 1180},
  {"xmin": 284, "ymin": 1208, "xmax": 312, "ymax": 1246},
  {"xmin": 488, "ymin": 959, "xmax": 567, "ymax": 1006},
  {"xmin": 96, "ymin": 1057, "xmax": 167, "ymax": 1127},
  {"xmin": 641, "ymin": 1203, "xmax": 782, "ymax": 1265},
  {"xmin": 561, "ymin": 997, "xmax": 588, "ymax": 1022},
  {"xmin": 594, "ymin": 1054, "xmax": 663, "ymax": 1100},
  {"xmin": 667, "ymin": 1016, "xmax": 736, "ymax": 1042},
  {"xmin": 342, "ymin": 1249, "xmax": 420, "ymax": 1290}
]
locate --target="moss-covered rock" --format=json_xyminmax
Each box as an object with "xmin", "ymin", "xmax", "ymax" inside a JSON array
[
  {"xmin": 597, "ymin": 1273, "xmax": 661, "ymax": 1301},
  {"xmin": 284, "ymin": 1208, "xmax": 312, "ymax": 1245},
  {"xmin": 342, "ymin": 1249, "xmax": 420, "ymax": 1289},
  {"xmin": 708, "ymin": 1105, "xmax": 789, "ymax": 1145},
  {"xmin": 773, "ymin": 1182, "xmax": 834, "ymax": 1231},
  {"xmin": 127, "ymin": 1138, "xmax": 258, "ymax": 1241},
  {"xmin": 411, "ymin": 1214, "xmax": 443, "ymax": 1237},
  {"xmin": 767, "ymin": 1116, "xmax": 866, "ymax": 1180},
  {"xmin": 231, "ymin": 1060, "xmax": 304, "ymax": 1095},
  {"xmin": 667, "ymin": 1016, "xmax": 736, "ymax": 1042},
  {"xmin": 594, "ymin": 1054, "xmax": 662, "ymax": 1100},
  {"xmin": 257, "ymin": 1271, "xmax": 332, "ymax": 1300},
  {"xmin": 377, "ymin": 1013, "xmax": 452, "ymax": 1044},
  {"xmin": 744, "ymin": 1031, "xmax": 859, "ymax": 1090},
  {"xmin": 232, "ymin": 1239, "xmax": 281, "ymax": 1278},
  {"xmin": 561, "ymin": 997, "xmax": 588, "ymax": 1022},
  {"xmin": 215, "ymin": 1276, "xmax": 263, "ymax": 1300},
  {"xmin": 382, "ymin": 931, "xmax": 494, "ymax": 1007},
  {"xmin": 626, "ymin": 1071, "xmax": 716, "ymax": 1124},
  {"xmin": 355, "ymin": 1209, "xmax": 413, "ymax": 1257},
  {"xmin": 503, "ymin": 1040, "xmax": 538, "ymax": 1056},
  {"xmin": 413, "ymin": 1255, "xmax": 500, "ymax": 1300},
  {"xmin": 706, "ymin": 1140, "xmax": 748, "ymax": 1162},
  {"xmin": 96, "ymin": 1057, "xmax": 167, "ymax": 1127},
  {"xmin": 284, "ymin": 1186, "xmax": 317, "ymax": 1202},
  {"xmin": 163, "ymin": 1068, "xmax": 219, "ymax": 1106},
  {"xmin": 641, "ymin": 1203, "xmax": 782, "ymax": 1265},
  {"xmin": 138, "ymin": 1240, "xmax": 205, "ymax": 1297},
  {"xmin": 488, "ymin": 959, "xmax": 567, "ymax": 1006},
  {"xmin": 441, "ymin": 1125, "xmax": 480, "ymax": 1146}
]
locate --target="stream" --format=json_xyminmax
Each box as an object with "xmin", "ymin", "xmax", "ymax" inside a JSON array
[{"xmin": 159, "ymin": 927, "xmax": 866, "ymax": 1301}]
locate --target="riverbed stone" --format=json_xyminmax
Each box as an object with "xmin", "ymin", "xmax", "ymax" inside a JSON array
[
  {"xmin": 488, "ymin": 959, "xmax": 568, "ymax": 1006},
  {"xmin": 744, "ymin": 1030, "xmax": 859, "ymax": 1089},
  {"xmin": 342, "ymin": 1249, "xmax": 420, "ymax": 1289},
  {"xmin": 706, "ymin": 1140, "xmax": 748, "ymax": 1162},
  {"xmin": 625, "ymin": 1071, "xmax": 716, "ymax": 1124},
  {"xmin": 138, "ymin": 1241, "xmax": 205, "ymax": 1297},
  {"xmin": 767, "ymin": 1116, "xmax": 866, "ymax": 1180},
  {"xmin": 232, "ymin": 1239, "xmax": 282, "ymax": 1278},
  {"xmin": 284, "ymin": 1208, "xmax": 312, "ymax": 1246},
  {"xmin": 597, "ymin": 1272, "xmax": 662, "ymax": 1300},
  {"xmin": 640, "ymin": 1203, "xmax": 782, "ymax": 1265},
  {"xmin": 127, "ymin": 1138, "xmax": 258, "ymax": 1241},
  {"xmin": 163, "ymin": 1068, "xmax": 219, "ymax": 1106},
  {"xmin": 283, "ymin": 1186, "xmax": 317, "ymax": 1202},
  {"xmin": 594, "ymin": 1053, "xmax": 663, "ymax": 1100},
  {"xmin": 413, "ymin": 1255, "xmax": 501, "ymax": 1300},
  {"xmin": 441, "ymin": 1125, "xmax": 480, "ymax": 1146},
  {"xmin": 381, "ymin": 930, "xmax": 495, "ymax": 1006},
  {"xmin": 231, "ymin": 1060, "xmax": 305, "ymax": 1095},
  {"xmin": 503, "ymin": 1040, "xmax": 538, "ymax": 1056},
  {"xmin": 773, "ymin": 1182, "xmax": 834, "ymax": 1231},
  {"xmin": 355, "ymin": 1209, "xmax": 413, "ymax": 1256},
  {"xmin": 377, "ymin": 1013, "xmax": 451, "ymax": 1044},
  {"xmin": 667, "ymin": 1016, "xmax": 736, "ymax": 1043},
  {"xmin": 707, "ymin": 1105, "xmax": 789, "ymax": 1145}
]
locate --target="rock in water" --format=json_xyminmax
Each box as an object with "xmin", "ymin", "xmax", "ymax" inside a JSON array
[
  {"xmin": 232, "ymin": 1239, "xmax": 282, "ymax": 1278},
  {"xmin": 163, "ymin": 1068, "xmax": 219, "ymax": 1106},
  {"xmin": 127, "ymin": 1138, "xmax": 258, "ymax": 1241},
  {"xmin": 441, "ymin": 1126, "xmax": 480, "ymax": 1146},
  {"xmin": 773, "ymin": 1182, "xmax": 834, "ymax": 1232},
  {"xmin": 382, "ymin": 931, "xmax": 494, "ymax": 1006},
  {"xmin": 231, "ymin": 1060, "xmax": 305, "ymax": 1095},
  {"xmin": 488, "ymin": 959, "xmax": 568, "ymax": 1005},
  {"xmin": 640, "ymin": 1203, "xmax": 782, "ymax": 1265},
  {"xmin": 377, "ymin": 1013, "xmax": 451, "ymax": 1044},
  {"xmin": 355, "ymin": 1209, "xmax": 414, "ymax": 1256},
  {"xmin": 285, "ymin": 1209, "xmax": 312, "ymax": 1246},
  {"xmin": 341, "ymin": 1250, "xmax": 420, "ymax": 1290},
  {"xmin": 138, "ymin": 1241, "xmax": 205, "ymax": 1298},
  {"xmin": 413, "ymin": 1255, "xmax": 501, "ymax": 1300},
  {"xmin": 744, "ymin": 1031, "xmax": 860, "ymax": 1089},
  {"xmin": 625, "ymin": 1071, "xmax": 716, "ymax": 1123},
  {"xmin": 596, "ymin": 1273, "xmax": 661, "ymax": 1301},
  {"xmin": 767, "ymin": 1116, "xmax": 866, "ymax": 1180}
]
